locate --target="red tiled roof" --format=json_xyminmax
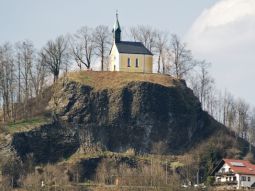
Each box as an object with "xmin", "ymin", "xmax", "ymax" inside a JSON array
[{"xmin": 224, "ymin": 159, "xmax": 255, "ymax": 175}]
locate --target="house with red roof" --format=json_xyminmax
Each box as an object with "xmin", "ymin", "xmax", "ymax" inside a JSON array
[{"xmin": 211, "ymin": 159, "xmax": 255, "ymax": 189}]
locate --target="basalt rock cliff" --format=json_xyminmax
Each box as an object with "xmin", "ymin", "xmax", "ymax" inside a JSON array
[{"xmin": 9, "ymin": 72, "xmax": 249, "ymax": 163}]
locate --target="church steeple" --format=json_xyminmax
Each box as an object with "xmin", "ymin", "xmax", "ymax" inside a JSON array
[{"xmin": 113, "ymin": 11, "xmax": 121, "ymax": 43}]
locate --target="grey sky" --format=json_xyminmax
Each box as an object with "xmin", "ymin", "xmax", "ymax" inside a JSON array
[
  {"xmin": 0, "ymin": 0, "xmax": 215, "ymax": 47},
  {"xmin": 185, "ymin": 0, "xmax": 255, "ymax": 107},
  {"xmin": 1, "ymin": 0, "xmax": 254, "ymax": 106}
]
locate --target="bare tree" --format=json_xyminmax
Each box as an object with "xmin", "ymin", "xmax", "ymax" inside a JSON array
[
  {"xmin": 222, "ymin": 91, "xmax": 237, "ymax": 129},
  {"xmin": 236, "ymin": 99, "xmax": 250, "ymax": 140},
  {"xmin": 30, "ymin": 55, "xmax": 47, "ymax": 97},
  {"xmin": 155, "ymin": 31, "xmax": 168, "ymax": 73},
  {"xmin": 169, "ymin": 34, "xmax": 193, "ymax": 79},
  {"xmin": 130, "ymin": 25, "xmax": 156, "ymax": 52},
  {"xmin": 41, "ymin": 36, "xmax": 69, "ymax": 82},
  {"xmin": 209, "ymin": 89, "xmax": 222, "ymax": 122},
  {"xmin": 199, "ymin": 61, "xmax": 212, "ymax": 108},
  {"xmin": 71, "ymin": 26, "xmax": 95, "ymax": 70},
  {"xmin": 248, "ymin": 108, "xmax": 255, "ymax": 148},
  {"xmin": 0, "ymin": 43, "xmax": 16, "ymax": 122},
  {"xmin": 15, "ymin": 41, "xmax": 34, "ymax": 117},
  {"xmin": 16, "ymin": 50, "xmax": 22, "ymax": 103},
  {"xmin": 93, "ymin": 25, "xmax": 111, "ymax": 71},
  {"xmin": 193, "ymin": 61, "xmax": 214, "ymax": 109}
]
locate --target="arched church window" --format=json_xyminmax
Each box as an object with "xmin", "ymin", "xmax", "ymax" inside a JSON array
[
  {"xmin": 135, "ymin": 58, "xmax": 139, "ymax": 68},
  {"xmin": 128, "ymin": 58, "xmax": 131, "ymax": 67}
]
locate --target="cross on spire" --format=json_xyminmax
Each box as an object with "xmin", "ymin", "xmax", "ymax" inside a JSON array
[{"xmin": 116, "ymin": 10, "xmax": 119, "ymax": 19}]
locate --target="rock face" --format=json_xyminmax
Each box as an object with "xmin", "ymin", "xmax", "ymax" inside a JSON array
[
  {"xmin": 12, "ymin": 122, "xmax": 79, "ymax": 163},
  {"xmin": 11, "ymin": 76, "xmax": 216, "ymax": 163}
]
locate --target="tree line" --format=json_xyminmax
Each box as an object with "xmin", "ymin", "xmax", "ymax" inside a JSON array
[
  {"xmin": 0, "ymin": 24, "xmax": 255, "ymax": 146},
  {"xmin": 0, "ymin": 25, "xmax": 110, "ymax": 123},
  {"xmin": 188, "ymin": 59, "xmax": 255, "ymax": 147}
]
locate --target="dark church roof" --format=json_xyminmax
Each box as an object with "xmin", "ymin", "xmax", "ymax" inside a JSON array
[{"xmin": 115, "ymin": 41, "xmax": 153, "ymax": 55}]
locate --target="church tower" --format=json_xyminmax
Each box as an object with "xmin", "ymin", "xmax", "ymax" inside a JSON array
[
  {"xmin": 112, "ymin": 11, "xmax": 121, "ymax": 43},
  {"xmin": 109, "ymin": 12, "xmax": 153, "ymax": 73}
]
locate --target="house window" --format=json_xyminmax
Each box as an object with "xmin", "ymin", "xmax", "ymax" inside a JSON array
[
  {"xmin": 233, "ymin": 176, "xmax": 237, "ymax": 181},
  {"xmin": 241, "ymin": 176, "xmax": 246, "ymax": 181},
  {"xmin": 127, "ymin": 58, "xmax": 131, "ymax": 67},
  {"xmin": 135, "ymin": 58, "xmax": 139, "ymax": 68},
  {"xmin": 221, "ymin": 168, "xmax": 225, "ymax": 173},
  {"xmin": 248, "ymin": 177, "xmax": 251, "ymax": 182}
]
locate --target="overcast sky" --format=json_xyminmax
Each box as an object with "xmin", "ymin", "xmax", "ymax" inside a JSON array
[
  {"xmin": 0, "ymin": 0, "xmax": 254, "ymax": 106},
  {"xmin": 185, "ymin": 0, "xmax": 255, "ymax": 107}
]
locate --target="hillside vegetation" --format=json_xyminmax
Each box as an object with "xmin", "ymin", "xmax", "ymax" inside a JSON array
[{"xmin": 0, "ymin": 71, "xmax": 252, "ymax": 190}]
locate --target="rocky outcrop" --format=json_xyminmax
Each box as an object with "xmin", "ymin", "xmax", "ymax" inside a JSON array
[
  {"xmin": 57, "ymin": 81, "xmax": 212, "ymax": 152},
  {"xmin": 12, "ymin": 121, "xmax": 79, "ymax": 163},
  {"xmin": 11, "ymin": 76, "xmax": 217, "ymax": 163}
]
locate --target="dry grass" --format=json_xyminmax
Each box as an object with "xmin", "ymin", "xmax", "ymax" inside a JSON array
[
  {"xmin": 66, "ymin": 71, "xmax": 178, "ymax": 90},
  {"xmin": 62, "ymin": 150, "xmax": 143, "ymax": 165},
  {"xmin": 5, "ymin": 116, "xmax": 51, "ymax": 134}
]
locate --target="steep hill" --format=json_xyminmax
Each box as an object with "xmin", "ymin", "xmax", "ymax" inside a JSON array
[
  {"xmin": 0, "ymin": 71, "xmax": 252, "ymax": 189},
  {"xmin": 11, "ymin": 71, "xmax": 209, "ymax": 161},
  {"xmin": 9, "ymin": 72, "xmax": 251, "ymax": 159}
]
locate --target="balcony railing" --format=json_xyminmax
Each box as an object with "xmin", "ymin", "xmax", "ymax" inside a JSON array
[{"xmin": 215, "ymin": 172, "xmax": 235, "ymax": 176}]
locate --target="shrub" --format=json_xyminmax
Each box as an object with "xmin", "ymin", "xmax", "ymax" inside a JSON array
[
  {"xmin": 205, "ymin": 176, "xmax": 215, "ymax": 186},
  {"xmin": 1, "ymin": 155, "xmax": 23, "ymax": 188}
]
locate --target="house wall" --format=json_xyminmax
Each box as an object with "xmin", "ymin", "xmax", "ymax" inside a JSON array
[
  {"xmin": 109, "ymin": 44, "xmax": 120, "ymax": 71},
  {"xmin": 236, "ymin": 174, "xmax": 240, "ymax": 189},
  {"xmin": 119, "ymin": 53, "xmax": 153, "ymax": 73},
  {"xmin": 216, "ymin": 164, "xmax": 238, "ymax": 188},
  {"xmin": 239, "ymin": 174, "xmax": 255, "ymax": 188},
  {"xmin": 218, "ymin": 163, "xmax": 232, "ymax": 182}
]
